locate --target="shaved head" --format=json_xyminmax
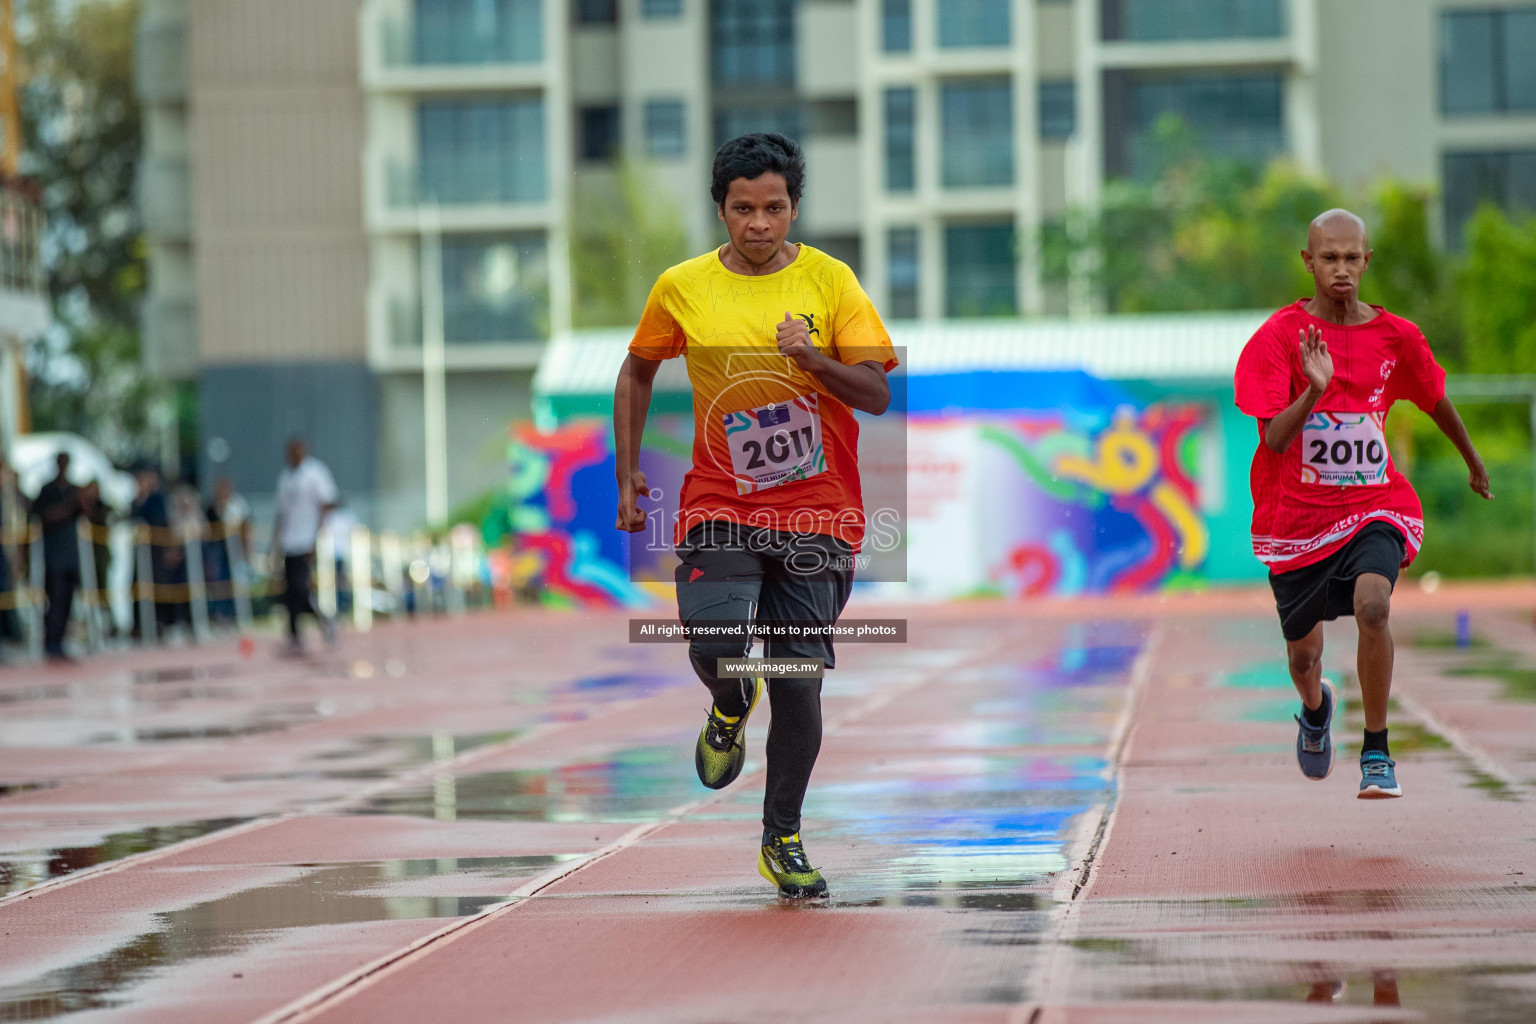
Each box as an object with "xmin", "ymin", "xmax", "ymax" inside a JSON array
[
  {"xmin": 1302, "ymin": 208, "xmax": 1373, "ymax": 319},
  {"xmin": 1307, "ymin": 208, "xmax": 1368, "ymax": 250}
]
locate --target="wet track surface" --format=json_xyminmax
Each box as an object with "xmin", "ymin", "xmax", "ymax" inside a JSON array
[{"xmin": 0, "ymin": 586, "xmax": 1534, "ymax": 1021}]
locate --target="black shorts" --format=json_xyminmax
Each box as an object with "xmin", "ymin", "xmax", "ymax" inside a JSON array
[
  {"xmin": 674, "ymin": 521, "xmax": 854, "ymax": 665},
  {"xmin": 1268, "ymin": 521, "xmax": 1406, "ymax": 642}
]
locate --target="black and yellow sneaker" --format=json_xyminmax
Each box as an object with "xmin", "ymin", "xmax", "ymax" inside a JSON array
[
  {"xmin": 694, "ymin": 676, "xmax": 765, "ymax": 790},
  {"xmin": 758, "ymin": 832, "xmax": 829, "ymax": 899}
]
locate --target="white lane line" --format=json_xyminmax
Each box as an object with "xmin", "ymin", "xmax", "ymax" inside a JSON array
[
  {"xmin": 252, "ymin": 638, "xmax": 1014, "ymax": 1024},
  {"xmin": 1009, "ymin": 623, "xmax": 1165, "ymax": 1024},
  {"xmin": 1393, "ymin": 690, "xmax": 1526, "ymax": 792}
]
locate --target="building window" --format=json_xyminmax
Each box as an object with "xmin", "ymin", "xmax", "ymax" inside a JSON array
[
  {"xmin": 574, "ymin": 0, "xmax": 617, "ymax": 25},
  {"xmin": 644, "ymin": 100, "xmax": 686, "ymax": 157},
  {"xmin": 945, "ymin": 222, "xmax": 1016, "ymax": 317},
  {"xmin": 1441, "ymin": 9, "xmax": 1536, "ymax": 115},
  {"xmin": 641, "ymin": 0, "xmax": 683, "ymax": 16},
  {"xmin": 1106, "ymin": 71, "xmax": 1283, "ymax": 178},
  {"xmin": 1039, "ymin": 80, "xmax": 1076, "ymax": 140},
  {"xmin": 883, "ymin": 0, "xmax": 911, "ymax": 53},
  {"xmin": 941, "ymin": 78, "xmax": 1013, "ymax": 188},
  {"xmin": 417, "ymin": 97, "xmax": 546, "ymax": 204},
  {"xmin": 712, "ymin": 0, "xmax": 795, "ymax": 87},
  {"xmin": 1444, "ymin": 149, "xmax": 1536, "ymax": 247},
  {"xmin": 440, "ymin": 233, "xmax": 550, "ymax": 342},
  {"xmin": 885, "ymin": 87, "xmax": 916, "ymax": 192},
  {"xmin": 938, "ymin": 0, "xmax": 1010, "ymax": 48},
  {"xmin": 411, "ymin": 0, "xmax": 542, "ymax": 65},
  {"xmin": 714, "ymin": 105, "xmax": 802, "ymax": 147},
  {"xmin": 579, "ymin": 105, "xmax": 621, "ymax": 162},
  {"xmin": 1101, "ymin": 0, "xmax": 1282, "ymax": 41},
  {"xmin": 888, "ymin": 227, "xmax": 919, "ymax": 320}
]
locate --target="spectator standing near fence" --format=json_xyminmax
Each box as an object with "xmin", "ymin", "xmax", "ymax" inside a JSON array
[
  {"xmin": 130, "ymin": 462, "xmax": 175, "ymax": 641},
  {"xmin": 79, "ymin": 482, "xmax": 112, "ymax": 634},
  {"xmin": 272, "ymin": 438, "xmax": 337, "ymax": 654},
  {"xmin": 0, "ymin": 452, "xmax": 24, "ymax": 644},
  {"xmin": 34, "ymin": 453, "xmax": 81, "ymax": 661},
  {"xmin": 205, "ymin": 478, "xmax": 250, "ymax": 623}
]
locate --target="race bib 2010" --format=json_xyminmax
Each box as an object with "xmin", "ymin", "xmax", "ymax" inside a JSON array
[
  {"xmin": 1301, "ymin": 412, "xmax": 1388, "ymax": 486},
  {"xmin": 723, "ymin": 394, "xmax": 826, "ymax": 495}
]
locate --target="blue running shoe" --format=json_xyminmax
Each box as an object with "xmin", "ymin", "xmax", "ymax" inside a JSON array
[
  {"xmin": 1294, "ymin": 679, "xmax": 1337, "ymax": 780},
  {"xmin": 1358, "ymin": 750, "xmax": 1402, "ymax": 798}
]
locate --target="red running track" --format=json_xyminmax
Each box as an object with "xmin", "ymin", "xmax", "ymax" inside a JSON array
[{"xmin": 0, "ymin": 584, "xmax": 1533, "ymax": 1022}]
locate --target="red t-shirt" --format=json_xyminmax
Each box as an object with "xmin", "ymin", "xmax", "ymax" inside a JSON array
[{"xmin": 1234, "ymin": 301, "xmax": 1447, "ymax": 575}]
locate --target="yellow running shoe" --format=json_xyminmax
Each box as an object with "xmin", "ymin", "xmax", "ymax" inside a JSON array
[
  {"xmin": 694, "ymin": 676, "xmax": 765, "ymax": 790},
  {"xmin": 759, "ymin": 832, "xmax": 828, "ymax": 899}
]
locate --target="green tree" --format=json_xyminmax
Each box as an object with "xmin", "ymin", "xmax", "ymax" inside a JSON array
[
  {"xmin": 1361, "ymin": 181, "xmax": 1461, "ymax": 366},
  {"xmin": 19, "ymin": 0, "xmax": 154, "ymax": 460},
  {"xmin": 1458, "ymin": 205, "xmax": 1536, "ymax": 376},
  {"xmin": 570, "ymin": 160, "xmax": 690, "ymax": 328},
  {"xmin": 1046, "ymin": 119, "xmax": 1340, "ymax": 313}
]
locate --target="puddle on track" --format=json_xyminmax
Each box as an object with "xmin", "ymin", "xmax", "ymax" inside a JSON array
[
  {"xmin": 0, "ymin": 856, "xmax": 572, "ymax": 1020},
  {"xmin": 0, "ymin": 818, "xmax": 251, "ymax": 898},
  {"xmin": 0, "ymin": 732, "xmax": 524, "ymax": 897},
  {"xmin": 1059, "ymin": 941, "xmax": 1536, "ymax": 1023},
  {"xmin": 353, "ymin": 746, "xmax": 701, "ymax": 824}
]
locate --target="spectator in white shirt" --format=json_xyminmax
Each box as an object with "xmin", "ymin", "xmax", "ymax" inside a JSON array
[{"xmin": 272, "ymin": 437, "xmax": 337, "ymax": 652}]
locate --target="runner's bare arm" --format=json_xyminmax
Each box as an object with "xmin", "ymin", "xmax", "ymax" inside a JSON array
[
  {"xmin": 775, "ymin": 313, "xmax": 891, "ymax": 415},
  {"xmin": 1262, "ymin": 326, "xmax": 1332, "ymax": 453},
  {"xmin": 614, "ymin": 353, "xmax": 661, "ymax": 533},
  {"xmin": 1428, "ymin": 397, "xmax": 1492, "ymax": 500}
]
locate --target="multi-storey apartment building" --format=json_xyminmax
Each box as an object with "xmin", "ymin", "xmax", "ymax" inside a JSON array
[{"xmin": 135, "ymin": 0, "xmax": 1536, "ymax": 527}]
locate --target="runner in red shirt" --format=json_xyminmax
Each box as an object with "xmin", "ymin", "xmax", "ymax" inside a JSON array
[{"xmin": 1235, "ymin": 209, "xmax": 1490, "ymax": 798}]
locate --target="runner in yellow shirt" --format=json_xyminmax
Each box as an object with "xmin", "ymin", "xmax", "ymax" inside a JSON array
[{"xmin": 614, "ymin": 133, "xmax": 898, "ymax": 898}]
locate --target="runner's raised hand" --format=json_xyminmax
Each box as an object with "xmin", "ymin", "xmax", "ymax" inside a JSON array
[
  {"xmin": 1299, "ymin": 325, "xmax": 1333, "ymax": 395},
  {"xmin": 776, "ymin": 312, "xmax": 816, "ymax": 371}
]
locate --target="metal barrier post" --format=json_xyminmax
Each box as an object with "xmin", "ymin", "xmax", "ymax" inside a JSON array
[
  {"xmin": 76, "ymin": 521, "xmax": 104, "ymax": 654},
  {"xmin": 380, "ymin": 531, "xmax": 404, "ymax": 619},
  {"xmin": 350, "ymin": 526, "xmax": 372, "ymax": 633},
  {"xmin": 316, "ymin": 526, "xmax": 337, "ymax": 621},
  {"xmin": 26, "ymin": 522, "xmax": 43, "ymax": 661},
  {"xmin": 184, "ymin": 529, "xmax": 210, "ymax": 644},
  {"xmin": 135, "ymin": 526, "xmax": 157, "ymax": 647},
  {"xmin": 0, "ymin": 526, "xmax": 19, "ymax": 644},
  {"xmin": 444, "ymin": 536, "xmax": 465, "ymax": 616}
]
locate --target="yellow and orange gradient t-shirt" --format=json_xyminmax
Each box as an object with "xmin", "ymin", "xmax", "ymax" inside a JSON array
[{"xmin": 629, "ymin": 245, "xmax": 897, "ymax": 550}]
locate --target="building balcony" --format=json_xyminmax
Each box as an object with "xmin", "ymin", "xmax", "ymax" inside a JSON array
[
  {"xmin": 134, "ymin": 14, "xmax": 188, "ymax": 104},
  {"xmin": 0, "ymin": 189, "xmax": 49, "ymax": 342},
  {"xmin": 367, "ymin": 155, "xmax": 553, "ymax": 232},
  {"xmin": 1096, "ymin": 35, "xmax": 1296, "ymax": 69},
  {"xmin": 1101, "ymin": 0, "xmax": 1285, "ymax": 42},
  {"xmin": 139, "ymin": 157, "xmax": 192, "ymax": 240},
  {"xmin": 141, "ymin": 293, "xmax": 197, "ymax": 381},
  {"xmin": 361, "ymin": 0, "xmax": 547, "ymax": 92},
  {"xmin": 369, "ymin": 294, "xmax": 546, "ymax": 371}
]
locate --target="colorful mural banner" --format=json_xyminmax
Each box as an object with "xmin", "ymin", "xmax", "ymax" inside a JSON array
[
  {"xmin": 492, "ymin": 422, "xmax": 654, "ymax": 609},
  {"xmin": 499, "ymin": 370, "xmax": 1213, "ymax": 606},
  {"xmin": 905, "ymin": 405, "xmax": 1209, "ymax": 600}
]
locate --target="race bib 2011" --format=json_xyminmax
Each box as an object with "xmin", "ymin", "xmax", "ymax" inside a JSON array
[
  {"xmin": 1301, "ymin": 412, "xmax": 1388, "ymax": 486},
  {"xmin": 723, "ymin": 394, "xmax": 826, "ymax": 495}
]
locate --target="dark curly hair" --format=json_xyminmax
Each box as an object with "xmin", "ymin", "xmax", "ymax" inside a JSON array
[{"xmin": 710, "ymin": 132, "xmax": 805, "ymax": 207}]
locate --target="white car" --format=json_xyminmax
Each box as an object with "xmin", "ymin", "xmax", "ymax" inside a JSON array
[{"xmin": 11, "ymin": 433, "xmax": 139, "ymax": 510}]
